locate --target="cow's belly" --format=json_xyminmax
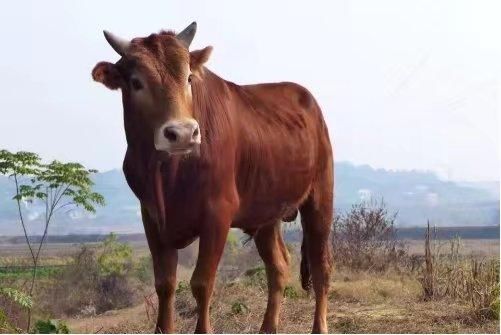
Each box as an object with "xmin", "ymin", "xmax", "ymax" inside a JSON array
[
  {"xmin": 232, "ymin": 164, "xmax": 314, "ymax": 229},
  {"xmin": 233, "ymin": 129, "xmax": 317, "ymax": 228}
]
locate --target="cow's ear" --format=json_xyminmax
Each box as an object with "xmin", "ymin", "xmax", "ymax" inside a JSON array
[
  {"xmin": 190, "ymin": 46, "xmax": 213, "ymax": 76},
  {"xmin": 92, "ymin": 61, "xmax": 123, "ymax": 90}
]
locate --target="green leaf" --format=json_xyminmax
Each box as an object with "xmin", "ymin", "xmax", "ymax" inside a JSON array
[{"xmin": 0, "ymin": 287, "xmax": 33, "ymax": 309}]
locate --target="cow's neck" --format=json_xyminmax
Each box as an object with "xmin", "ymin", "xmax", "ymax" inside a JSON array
[{"xmin": 123, "ymin": 68, "xmax": 232, "ymax": 222}]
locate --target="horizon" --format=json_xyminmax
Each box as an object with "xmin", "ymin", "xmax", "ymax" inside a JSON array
[
  {"xmin": 0, "ymin": 0, "xmax": 499, "ymax": 182},
  {"xmin": 92, "ymin": 161, "xmax": 501, "ymax": 184},
  {"xmin": 1, "ymin": 225, "xmax": 500, "ymax": 238}
]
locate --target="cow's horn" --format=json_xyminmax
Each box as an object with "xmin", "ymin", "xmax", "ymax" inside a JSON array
[
  {"xmin": 103, "ymin": 30, "xmax": 130, "ymax": 56},
  {"xmin": 176, "ymin": 21, "xmax": 197, "ymax": 48}
]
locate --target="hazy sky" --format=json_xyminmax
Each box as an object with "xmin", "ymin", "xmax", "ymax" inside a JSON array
[{"xmin": 0, "ymin": 0, "xmax": 499, "ymax": 181}]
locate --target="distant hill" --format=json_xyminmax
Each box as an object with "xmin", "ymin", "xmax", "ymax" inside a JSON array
[
  {"xmin": 335, "ymin": 163, "xmax": 499, "ymax": 227},
  {"xmin": 0, "ymin": 162, "xmax": 499, "ymax": 235}
]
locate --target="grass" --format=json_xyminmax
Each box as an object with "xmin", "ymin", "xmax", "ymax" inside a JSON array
[
  {"xmin": 64, "ymin": 266, "xmax": 499, "ymax": 334},
  {"xmin": 0, "ymin": 265, "xmax": 65, "ymax": 279},
  {"xmin": 1, "ymin": 239, "xmax": 499, "ymax": 334},
  {"xmin": 330, "ymin": 270, "xmax": 422, "ymax": 304}
]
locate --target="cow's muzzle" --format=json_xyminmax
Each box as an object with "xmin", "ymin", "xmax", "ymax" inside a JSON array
[{"xmin": 154, "ymin": 119, "xmax": 201, "ymax": 155}]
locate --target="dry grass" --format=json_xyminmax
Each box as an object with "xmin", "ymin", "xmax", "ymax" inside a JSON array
[
  {"xmin": 3, "ymin": 239, "xmax": 499, "ymax": 333},
  {"xmin": 420, "ymin": 225, "xmax": 500, "ymax": 321},
  {"xmin": 67, "ymin": 267, "xmax": 499, "ymax": 334}
]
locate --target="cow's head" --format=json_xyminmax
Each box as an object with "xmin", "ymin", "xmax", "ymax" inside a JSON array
[{"xmin": 92, "ymin": 22, "xmax": 212, "ymax": 156}]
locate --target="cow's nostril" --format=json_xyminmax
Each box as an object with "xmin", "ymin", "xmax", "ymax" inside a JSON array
[
  {"xmin": 163, "ymin": 128, "xmax": 178, "ymax": 142},
  {"xmin": 193, "ymin": 126, "xmax": 199, "ymax": 138}
]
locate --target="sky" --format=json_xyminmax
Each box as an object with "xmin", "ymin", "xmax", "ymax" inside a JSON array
[{"xmin": 0, "ymin": 0, "xmax": 499, "ymax": 182}]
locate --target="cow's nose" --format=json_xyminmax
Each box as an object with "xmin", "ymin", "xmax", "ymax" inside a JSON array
[
  {"xmin": 162, "ymin": 119, "xmax": 200, "ymax": 145},
  {"xmin": 163, "ymin": 127, "xmax": 179, "ymax": 143}
]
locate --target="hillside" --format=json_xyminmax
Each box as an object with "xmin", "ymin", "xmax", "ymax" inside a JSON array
[{"xmin": 0, "ymin": 162, "xmax": 498, "ymax": 235}]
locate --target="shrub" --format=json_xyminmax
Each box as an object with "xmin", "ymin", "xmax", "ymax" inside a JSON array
[
  {"xmin": 135, "ymin": 255, "xmax": 154, "ymax": 285},
  {"xmin": 97, "ymin": 233, "xmax": 133, "ymax": 276},
  {"xmin": 33, "ymin": 319, "xmax": 70, "ymax": 334},
  {"xmin": 332, "ymin": 199, "xmax": 408, "ymax": 271},
  {"xmin": 40, "ymin": 234, "xmax": 136, "ymax": 317}
]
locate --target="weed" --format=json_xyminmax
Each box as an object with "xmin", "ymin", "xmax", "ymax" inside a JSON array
[
  {"xmin": 176, "ymin": 280, "xmax": 191, "ymax": 294},
  {"xmin": 335, "ymin": 317, "xmax": 359, "ymax": 333},
  {"xmin": 283, "ymin": 285, "xmax": 299, "ymax": 299},
  {"xmin": 230, "ymin": 301, "xmax": 249, "ymax": 315},
  {"xmin": 244, "ymin": 266, "xmax": 267, "ymax": 289}
]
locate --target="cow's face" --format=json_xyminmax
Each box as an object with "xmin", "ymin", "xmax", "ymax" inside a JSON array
[{"xmin": 92, "ymin": 22, "xmax": 212, "ymax": 156}]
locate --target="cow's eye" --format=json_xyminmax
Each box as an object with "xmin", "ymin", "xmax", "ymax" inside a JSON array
[
  {"xmin": 130, "ymin": 77, "xmax": 143, "ymax": 91},
  {"xmin": 188, "ymin": 74, "xmax": 193, "ymax": 84}
]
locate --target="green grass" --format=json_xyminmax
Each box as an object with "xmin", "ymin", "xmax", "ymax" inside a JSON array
[{"xmin": 0, "ymin": 265, "xmax": 64, "ymax": 279}]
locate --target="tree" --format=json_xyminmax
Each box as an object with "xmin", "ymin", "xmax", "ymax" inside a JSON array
[{"xmin": 0, "ymin": 150, "xmax": 105, "ymax": 331}]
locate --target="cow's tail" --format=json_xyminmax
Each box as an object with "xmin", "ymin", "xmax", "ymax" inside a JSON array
[{"xmin": 300, "ymin": 232, "xmax": 312, "ymax": 291}]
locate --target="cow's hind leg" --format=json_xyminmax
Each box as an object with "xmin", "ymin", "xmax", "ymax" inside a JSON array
[
  {"xmin": 254, "ymin": 222, "xmax": 290, "ymax": 333},
  {"xmin": 300, "ymin": 187, "xmax": 333, "ymax": 334}
]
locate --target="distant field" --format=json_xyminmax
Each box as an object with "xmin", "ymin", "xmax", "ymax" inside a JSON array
[
  {"xmin": 396, "ymin": 225, "xmax": 500, "ymax": 240},
  {"xmin": 1, "ymin": 237, "xmax": 497, "ymax": 265},
  {"xmin": 404, "ymin": 238, "xmax": 499, "ymax": 256},
  {"xmin": 0, "ymin": 241, "xmax": 149, "ymax": 259},
  {"xmin": 1, "ymin": 225, "xmax": 499, "ymax": 246}
]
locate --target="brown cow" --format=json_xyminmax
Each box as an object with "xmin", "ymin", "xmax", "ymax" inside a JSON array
[{"xmin": 92, "ymin": 22, "xmax": 334, "ymax": 334}]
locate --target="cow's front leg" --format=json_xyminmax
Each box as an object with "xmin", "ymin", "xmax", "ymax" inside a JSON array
[
  {"xmin": 153, "ymin": 247, "xmax": 178, "ymax": 333},
  {"xmin": 190, "ymin": 214, "xmax": 231, "ymax": 333}
]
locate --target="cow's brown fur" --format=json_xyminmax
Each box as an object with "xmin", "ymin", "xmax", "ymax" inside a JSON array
[{"xmin": 92, "ymin": 29, "xmax": 334, "ymax": 334}]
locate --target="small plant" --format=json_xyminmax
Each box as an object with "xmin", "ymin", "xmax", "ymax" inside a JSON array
[
  {"xmin": 283, "ymin": 285, "xmax": 299, "ymax": 299},
  {"xmin": 0, "ymin": 287, "xmax": 33, "ymax": 332},
  {"xmin": 0, "ymin": 288, "xmax": 33, "ymax": 310},
  {"xmin": 244, "ymin": 266, "xmax": 267, "ymax": 289},
  {"xmin": 176, "ymin": 280, "xmax": 191, "ymax": 294},
  {"xmin": 335, "ymin": 317, "xmax": 359, "ymax": 333},
  {"xmin": 489, "ymin": 285, "xmax": 499, "ymax": 320},
  {"xmin": 230, "ymin": 301, "xmax": 249, "ymax": 315},
  {"xmin": 33, "ymin": 319, "xmax": 70, "ymax": 334}
]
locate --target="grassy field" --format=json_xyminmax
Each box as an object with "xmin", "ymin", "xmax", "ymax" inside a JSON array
[
  {"xmin": 1, "ymin": 237, "xmax": 499, "ymax": 334},
  {"xmin": 67, "ymin": 266, "xmax": 499, "ymax": 334},
  {"xmin": 69, "ymin": 273, "xmax": 499, "ymax": 333}
]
